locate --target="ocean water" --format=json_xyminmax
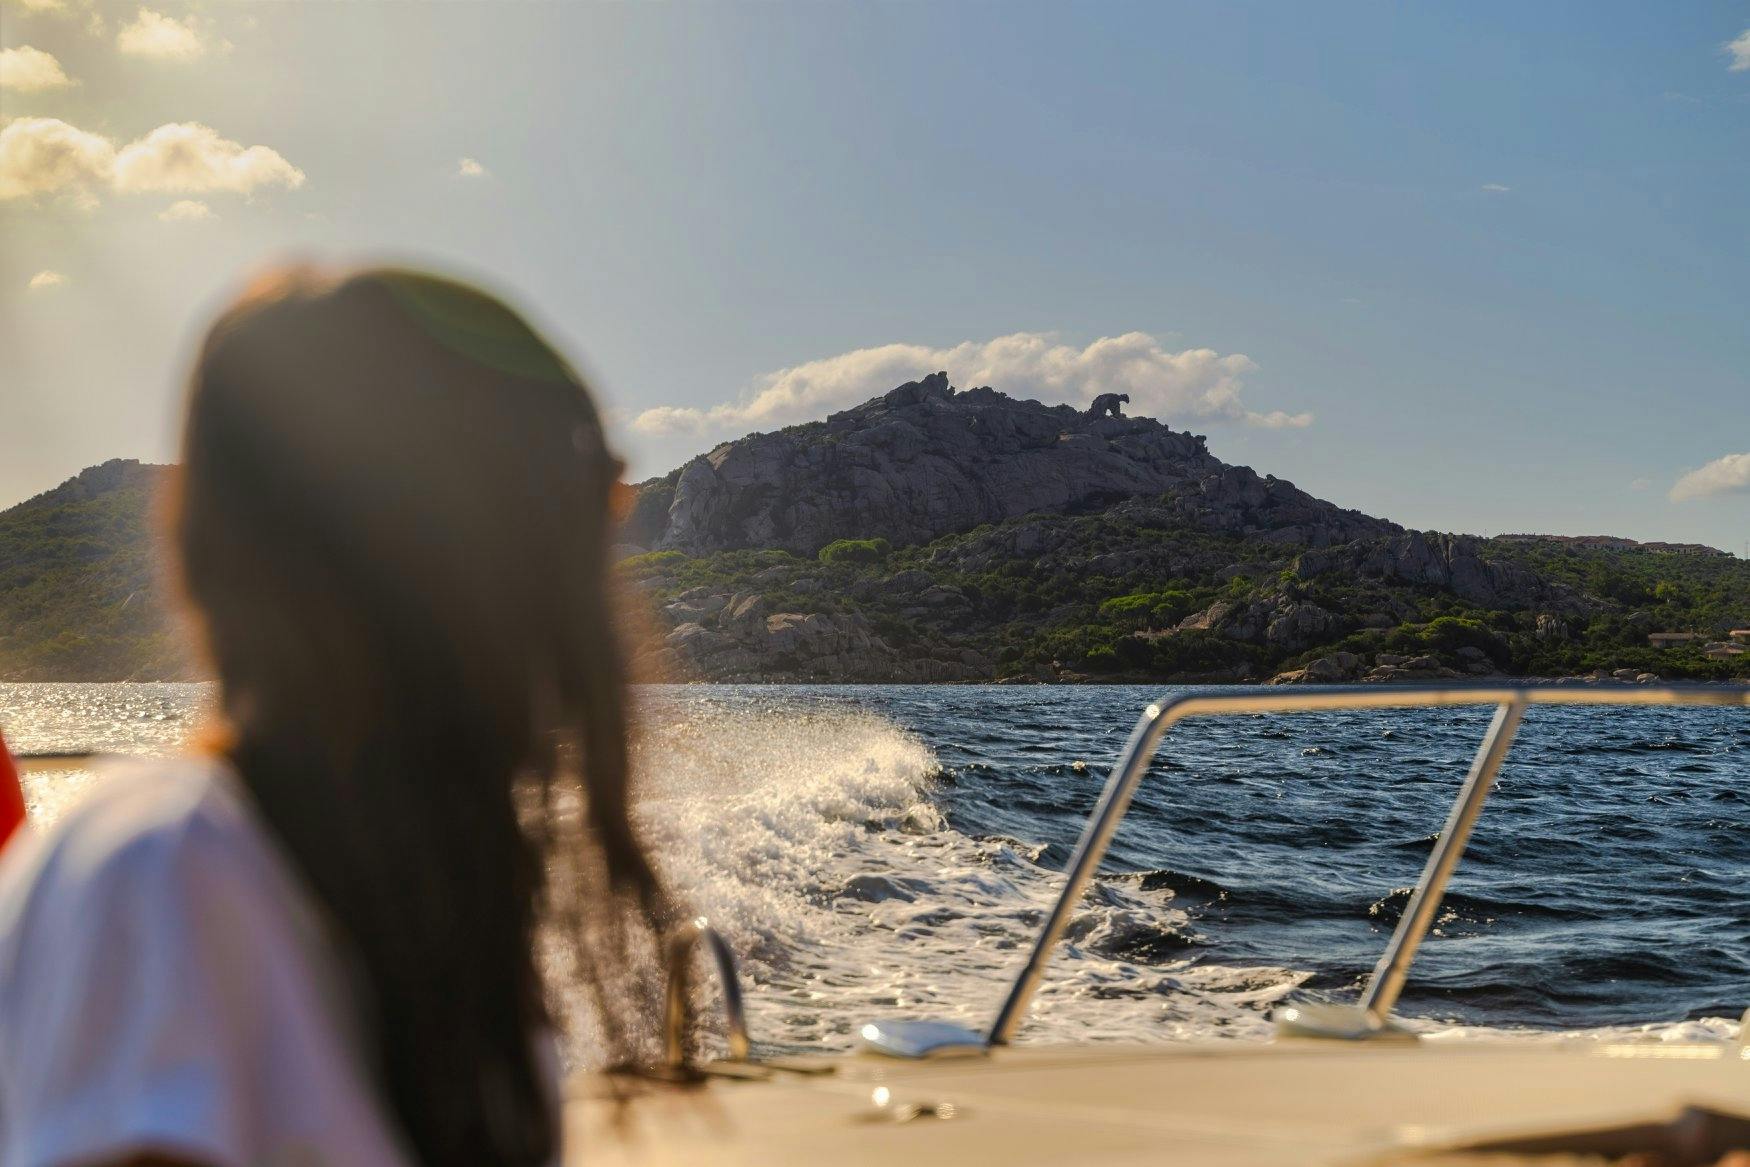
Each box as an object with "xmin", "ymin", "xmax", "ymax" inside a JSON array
[{"xmin": 4, "ymin": 681, "xmax": 1745, "ymax": 1053}]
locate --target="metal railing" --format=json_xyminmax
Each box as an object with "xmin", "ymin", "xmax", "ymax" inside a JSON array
[
  {"xmin": 663, "ymin": 916, "xmax": 751, "ymax": 1069},
  {"xmin": 14, "ymin": 685, "xmax": 1747, "ymax": 1059},
  {"xmin": 986, "ymin": 683, "xmax": 1749, "ymax": 1046}
]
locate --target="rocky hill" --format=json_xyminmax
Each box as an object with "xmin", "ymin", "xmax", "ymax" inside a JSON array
[
  {"xmin": 620, "ymin": 377, "xmax": 1749, "ymax": 685},
  {"xmin": 2, "ymin": 383, "xmax": 1747, "ymax": 685},
  {"xmin": 0, "ymin": 460, "xmax": 192, "ymax": 682},
  {"xmin": 625, "ymin": 372, "xmax": 1393, "ymax": 555}
]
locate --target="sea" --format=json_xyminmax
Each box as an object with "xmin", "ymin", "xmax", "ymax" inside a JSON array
[{"xmin": 4, "ymin": 681, "xmax": 1745, "ymax": 1053}]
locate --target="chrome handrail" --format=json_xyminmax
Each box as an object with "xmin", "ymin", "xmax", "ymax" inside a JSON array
[
  {"xmin": 986, "ymin": 683, "xmax": 1748, "ymax": 1046},
  {"xmin": 664, "ymin": 916, "xmax": 751, "ymax": 1069}
]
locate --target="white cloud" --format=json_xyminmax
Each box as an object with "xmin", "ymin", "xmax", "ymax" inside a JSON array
[
  {"xmin": 1670, "ymin": 452, "xmax": 1750, "ymax": 502},
  {"xmin": 0, "ymin": 117, "xmax": 115, "ymax": 201},
  {"xmin": 1, "ymin": 118, "xmax": 303, "ymax": 204},
  {"xmin": 1726, "ymin": 28, "xmax": 1750, "ymax": 72},
  {"xmin": 0, "ymin": 46, "xmax": 74, "ymax": 92},
  {"xmin": 157, "ymin": 197, "xmax": 213, "ymax": 221},
  {"xmin": 27, "ymin": 269, "xmax": 66, "ymax": 290},
  {"xmin": 116, "ymin": 8, "xmax": 208, "ymax": 60},
  {"xmin": 456, "ymin": 156, "xmax": 488, "ymax": 178},
  {"xmin": 1629, "ymin": 477, "xmax": 1652, "ymax": 492},
  {"xmin": 630, "ymin": 331, "xmax": 1310, "ymax": 439},
  {"xmin": 0, "ymin": 0, "xmax": 102, "ymax": 30},
  {"xmin": 112, "ymin": 122, "xmax": 304, "ymax": 194},
  {"xmin": 1480, "ymin": 183, "xmax": 1511, "ymax": 193}
]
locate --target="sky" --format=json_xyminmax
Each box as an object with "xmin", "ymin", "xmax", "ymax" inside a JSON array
[{"xmin": 3, "ymin": 1, "xmax": 1748, "ymax": 553}]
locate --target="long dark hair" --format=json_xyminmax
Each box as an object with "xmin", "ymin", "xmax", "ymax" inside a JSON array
[{"xmin": 172, "ymin": 265, "xmax": 664, "ymax": 1165}]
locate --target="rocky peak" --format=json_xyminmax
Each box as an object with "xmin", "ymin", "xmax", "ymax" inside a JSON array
[
  {"xmin": 626, "ymin": 376, "xmax": 1395, "ymax": 555},
  {"xmin": 6, "ymin": 459, "xmax": 165, "ymax": 518}
]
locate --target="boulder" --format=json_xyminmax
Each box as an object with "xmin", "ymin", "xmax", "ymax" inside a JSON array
[
  {"xmin": 1535, "ymin": 613, "xmax": 1571, "ymax": 642},
  {"xmin": 725, "ymin": 593, "xmax": 770, "ymax": 624},
  {"xmin": 1268, "ymin": 651, "xmax": 1362, "ymax": 684},
  {"xmin": 1264, "ymin": 601, "xmax": 1339, "ymax": 650}
]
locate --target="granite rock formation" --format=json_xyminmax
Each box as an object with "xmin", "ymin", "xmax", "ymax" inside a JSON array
[{"xmin": 626, "ymin": 373, "xmax": 1394, "ymax": 557}]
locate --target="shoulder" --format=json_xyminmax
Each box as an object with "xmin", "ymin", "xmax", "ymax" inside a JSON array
[
  {"xmin": 0, "ymin": 767, "xmax": 416, "ymax": 1167},
  {"xmin": 0, "ymin": 756, "xmax": 263, "ymax": 949}
]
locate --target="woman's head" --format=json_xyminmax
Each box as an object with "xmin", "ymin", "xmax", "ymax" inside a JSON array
[{"xmin": 174, "ymin": 265, "xmax": 660, "ymax": 1165}]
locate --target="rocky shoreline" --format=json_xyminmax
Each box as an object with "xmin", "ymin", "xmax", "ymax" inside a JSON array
[{"xmin": 1263, "ymin": 650, "xmax": 1681, "ymax": 687}]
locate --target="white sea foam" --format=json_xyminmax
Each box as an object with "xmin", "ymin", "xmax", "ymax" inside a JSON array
[
  {"xmin": 4, "ymin": 683, "xmax": 1739, "ymax": 1055},
  {"xmin": 635, "ymin": 699, "xmax": 1331, "ymax": 1049}
]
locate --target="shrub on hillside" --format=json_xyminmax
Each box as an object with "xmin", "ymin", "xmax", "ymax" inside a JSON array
[
  {"xmin": 1097, "ymin": 589, "xmax": 1196, "ymax": 629},
  {"xmin": 619, "ymin": 549, "xmax": 688, "ymax": 574},
  {"xmin": 818, "ymin": 537, "xmax": 891, "ymax": 565}
]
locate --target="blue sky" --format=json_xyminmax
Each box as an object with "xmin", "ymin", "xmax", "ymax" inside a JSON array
[{"xmin": 4, "ymin": 1, "xmax": 1747, "ymax": 550}]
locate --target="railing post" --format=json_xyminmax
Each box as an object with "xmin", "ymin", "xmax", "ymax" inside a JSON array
[
  {"xmin": 664, "ymin": 917, "xmax": 751, "ymax": 1069},
  {"xmin": 1357, "ymin": 698, "xmax": 1527, "ymax": 1025},
  {"xmin": 986, "ymin": 704, "xmax": 1172, "ymax": 1046}
]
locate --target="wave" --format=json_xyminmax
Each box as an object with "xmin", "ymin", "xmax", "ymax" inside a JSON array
[
  {"xmin": 630, "ymin": 698, "xmax": 1311, "ymax": 1051},
  {"xmin": 11, "ymin": 681, "xmax": 1743, "ymax": 1059}
]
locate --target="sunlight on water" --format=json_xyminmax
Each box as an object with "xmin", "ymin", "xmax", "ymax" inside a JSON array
[{"xmin": 3, "ymin": 681, "xmax": 1742, "ymax": 1055}]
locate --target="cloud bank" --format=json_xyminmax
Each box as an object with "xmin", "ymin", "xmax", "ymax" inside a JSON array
[
  {"xmin": 0, "ymin": 0, "xmax": 104, "ymax": 33},
  {"xmin": 1670, "ymin": 452, "xmax": 1750, "ymax": 501},
  {"xmin": 0, "ymin": 118, "xmax": 304, "ymax": 203},
  {"xmin": 0, "ymin": 46, "xmax": 73, "ymax": 92},
  {"xmin": 112, "ymin": 122, "xmax": 303, "ymax": 193},
  {"xmin": 631, "ymin": 331, "xmax": 1311, "ymax": 439},
  {"xmin": 27, "ymin": 269, "xmax": 66, "ymax": 290},
  {"xmin": 0, "ymin": 118, "xmax": 115, "ymax": 201},
  {"xmin": 117, "ymin": 8, "xmax": 209, "ymax": 61}
]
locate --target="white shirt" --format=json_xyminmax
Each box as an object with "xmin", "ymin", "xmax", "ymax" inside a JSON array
[{"xmin": 0, "ymin": 757, "xmax": 415, "ymax": 1167}]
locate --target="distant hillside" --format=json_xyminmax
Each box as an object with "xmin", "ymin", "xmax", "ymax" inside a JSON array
[
  {"xmin": 621, "ymin": 377, "xmax": 1750, "ymax": 684},
  {"xmin": 626, "ymin": 372, "xmax": 1393, "ymax": 555},
  {"xmin": 0, "ymin": 460, "xmax": 194, "ymax": 682},
  {"xmin": 2, "ymin": 383, "xmax": 1746, "ymax": 684}
]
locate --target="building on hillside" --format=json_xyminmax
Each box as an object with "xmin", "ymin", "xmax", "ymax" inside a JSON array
[
  {"xmin": 1729, "ymin": 629, "xmax": 1750, "ymax": 644},
  {"xmin": 1646, "ymin": 632, "xmax": 1704, "ymax": 649}
]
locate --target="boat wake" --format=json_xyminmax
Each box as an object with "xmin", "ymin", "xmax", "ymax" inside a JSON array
[
  {"xmin": 631, "ymin": 696, "xmax": 1742, "ymax": 1055},
  {"xmin": 7, "ymin": 681, "xmax": 1741, "ymax": 1057},
  {"xmin": 633, "ymin": 699, "xmax": 1310, "ymax": 1050}
]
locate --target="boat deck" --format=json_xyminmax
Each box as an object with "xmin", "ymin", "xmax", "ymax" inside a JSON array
[{"xmin": 566, "ymin": 1038, "xmax": 1749, "ymax": 1166}]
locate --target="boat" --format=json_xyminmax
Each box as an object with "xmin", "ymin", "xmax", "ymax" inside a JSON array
[
  {"xmin": 579, "ymin": 685, "xmax": 1750, "ymax": 1166},
  {"xmin": 13, "ymin": 685, "xmax": 1749, "ymax": 1163}
]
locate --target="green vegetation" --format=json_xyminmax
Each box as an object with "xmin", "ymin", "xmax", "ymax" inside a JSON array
[
  {"xmin": 1097, "ymin": 589, "xmax": 1196, "ymax": 628},
  {"xmin": 818, "ymin": 537, "xmax": 891, "ymax": 565},
  {"xmin": 0, "ymin": 461, "xmax": 193, "ymax": 681},
  {"xmin": 3, "ymin": 461, "xmax": 1745, "ymax": 684},
  {"xmin": 618, "ymin": 501, "xmax": 1750, "ymax": 683}
]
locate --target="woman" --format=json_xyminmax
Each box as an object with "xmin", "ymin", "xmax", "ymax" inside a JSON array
[{"xmin": 0, "ymin": 266, "xmax": 666, "ymax": 1166}]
